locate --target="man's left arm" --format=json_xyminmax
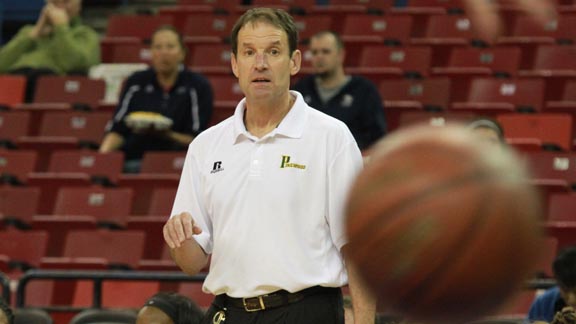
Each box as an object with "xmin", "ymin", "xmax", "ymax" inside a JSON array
[
  {"xmin": 343, "ymin": 245, "xmax": 377, "ymax": 324},
  {"xmin": 327, "ymin": 137, "xmax": 376, "ymax": 323}
]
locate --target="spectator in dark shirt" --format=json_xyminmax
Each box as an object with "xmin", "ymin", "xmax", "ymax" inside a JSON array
[
  {"xmin": 99, "ymin": 26, "xmax": 213, "ymax": 173},
  {"xmin": 292, "ymin": 31, "xmax": 386, "ymax": 151}
]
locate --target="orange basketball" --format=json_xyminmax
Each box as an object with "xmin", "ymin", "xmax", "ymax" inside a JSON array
[{"xmin": 345, "ymin": 125, "xmax": 544, "ymax": 323}]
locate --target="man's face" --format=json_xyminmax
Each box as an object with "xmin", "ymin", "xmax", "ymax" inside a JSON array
[
  {"xmin": 560, "ymin": 286, "xmax": 576, "ymax": 308},
  {"xmin": 46, "ymin": 0, "xmax": 81, "ymax": 17},
  {"xmin": 231, "ymin": 21, "xmax": 301, "ymax": 102},
  {"xmin": 151, "ymin": 29, "xmax": 185, "ymax": 75},
  {"xmin": 309, "ymin": 33, "xmax": 344, "ymax": 78}
]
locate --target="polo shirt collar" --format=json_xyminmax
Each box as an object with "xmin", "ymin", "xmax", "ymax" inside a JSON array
[{"xmin": 232, "ymin": 90, "xmax": 307, "ymax": 144}]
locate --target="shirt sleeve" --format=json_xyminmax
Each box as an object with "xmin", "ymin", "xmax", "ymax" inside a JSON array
[
  {"xmin": 47, "ymin": 24, "xmax": 100, "ymax": 73},
  {"xmin": 327, "ymin": 134, "xmax": 363, "ymax": 250},
  {"xmin": 171, "ymin": 142, "xmax": 213, "ymax": 254},
  {"xmin": 0, "ymin": 26, "xmax": 35, "ymax": 73}
]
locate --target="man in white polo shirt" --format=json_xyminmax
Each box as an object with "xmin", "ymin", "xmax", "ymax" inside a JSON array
[{"xmin": 163, "ymin": 7, "xmax": 375, "ymax": 324}]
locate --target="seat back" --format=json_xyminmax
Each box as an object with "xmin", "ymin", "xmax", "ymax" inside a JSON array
[
  {"xmin": 447, "ymin": 47, "xmax": 521, "ymax": 76},
  {"xmin": 106, "ymin": 15, "xmax": 174, "ymax": 39},
  {"xmin": 530, "ymin": 44, "xmax": 576, "ymax": 70},
  {"xmin": 0, "ymin": 75, "xmax": 27, "ymax": 107},
  {"xmin": 497, "ymin": 113, "xmax": 573, "ymax": 151},
  {"xmin": 39, "ymin": 111, "xmax": 111, "ymax": 145},
  {"xmin": 148, "ymin": 187, "xmax": 178, "ymax": 215},
  {"xmin": 0, "ymin": 149, "xmax": 37, "ymax": 183},
  {"xmin": 54, "ymin": 187, "xmax": 133, "ymax": 226},
  {"xmin": 63, "ymin": 230, "xmax": 145, "ymax": 269},
  {"xmin": 0, "ymin": 187, "xmax": 40, "ymax": 226},
  {"xmin": 48, "ymin": 151, "xmax": 124, "ymax": 183},
  {"xmin": 379, "ymin": 78, "xmax": 451, "ymax": 109},
  {"xmin": 359, "ymin": 45, "xmax": 432, "ymax": 77},
  {"xmin": 141, "ymin": 151, "xmax": 186, "ymax": 175},
  {"xmin": 342, "ymin": 14, "xmax": 413, "ymax": 44},
  {"xmin": 0, "ymin": 111, "xmax": 31, "ymax": 144},
  {"xmin": 33, "ymin": 76, "xmax": 106, "ymax": 109},
  {"xmin": 0, "ymin": 231, "xmax": 49, "ymax": 268},
  {"xmin": 465, "ymin": 78, "xmax": 545, "ymax": 112}
]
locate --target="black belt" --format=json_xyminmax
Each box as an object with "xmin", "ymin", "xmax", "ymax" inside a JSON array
[{"xmin": 216, "ymin": 286, "xmax": 340, "ymax": 312}]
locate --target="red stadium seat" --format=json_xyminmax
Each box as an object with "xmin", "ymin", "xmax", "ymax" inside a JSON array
[
  {"xmin": 209, "ymin": 75, "xmax": 243, "ymax": 120},
  {"xmin": 397, "ymin": 111, "xmax": 477, "ymax": 130},
  {"xmin": 548, "ymin": 193, "xmax": 576, "ymax": 222},
  {"xmin": 42, "ymin": 229, "xmax": 145, "ymax": 270},
  {"xmin": 327, "ymin": 0, "xmax": 388, "ymax": 9},
  {"xmin": 177, "ymin": 0, "xmax": 238, "ymax": 13},
  {"xmin": 0, "ymin": 186, "xmax": 40, "ymax": 228},
  {"xmin": 157, "ymin": 6, "xmax": 215, "ymax": 31},
  {"xmin": 106, "ymin": 15, "xmax": 174, "ymax": 39},
  {"xmin": 117, "ymin": 174, "xmax": 180, "ymax": 215},
  {"xmin": 141, "ymin": 151, "xmax": 186, "ymax": 175},
  {"xmin": 411, "ymin": 14, "xmax": 478, "ymax": 66},
  {"xmin": 347, "ymin": 45, "xmax": 432, "ymax": 83},
  {"xmin": 0, "ymin": 75, "xmax": 26, "ymax": 108},
  {"xmin": 452, "ymin": 77, "xmax": 545, "ymax": 114},
  {"xmin": 519, "ymin": 45, "xmax": 576, "ymax": 102},
  {"xmin": 406, "ymin": 0, "xmax": 463, "ymax": 9},
  {"xmin": 521, "ymin": 151, "xmax": 576, "ymax": 195},
  {"xmin": 30, "ymin": 76, "xmax": 106, "ymax": 109},
  {"xmin": 432, "ymin": 46, "xmax": 522, "ymax": 77},
  {"xmin": 545, "ymin": 82, "xmax": 576, "ymax": 136},
  {"xmin": 293, "ymin": 15, "xmax": 333, "ymax": 43},
  {"xmin": 546, "ymin": 193, "xmax": 576, "ymax": 252},
  {"xmin": 0, "ymin": 230, "xmax": 48, "ymax": 272},
  {"xmin": 148, "ymin": 187, "xmax": 178, "ymax": 215},
  {"xmin": 27, "ymin": 172, "xmax": 92, "ymax": 215},
  {"xmin": 38, "ymin": 111, "xmax": 112, "ymax": 147},
  {"xmin": 188, "ymin": 43, "xmax": 233, "ymax": 75},
  {"xmin": 497, "ymin": 113, "xmax": 573, "ymax": 152},
  {"xmin": 182, "ymin": 15, "xmax": 237, "ymax": 43},
  {"xmin": 0, "ymin": 111, "xmax": 31, "ymax": 146},
  {"xmin": 0, "ymin": 149, "xmax": 37, "ymax": 184},
  {"xmin": 47, "ymin": 150, "xmax": 124, "ymax": 184},
  {"xmin": 100, "ymin": 38, "xmax": 151, "ymax": 64},
  {"xmin": 378, "ymin": 78, "xmax": 452, "ymax": 130},
  {"xmin": 127, "ymin": 216, "xmax": 168, "ymax": 260},
  {"xmin": 53, "ymin": 186, "xmax": 133, "ymax": 228},
  {"xmin": 341, "ymin": 14, "xmax": 413, "ymax": 46}
]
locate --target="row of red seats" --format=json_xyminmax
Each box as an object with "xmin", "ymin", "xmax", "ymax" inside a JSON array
[{"xmin": 101, "ymin": 11, "xmax": 576, "ymax": 63}]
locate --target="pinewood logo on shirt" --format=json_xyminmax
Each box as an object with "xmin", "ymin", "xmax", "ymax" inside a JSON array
[{"xmin": 280, "ymin": 155, "xmax": 306, "ymax": 169}]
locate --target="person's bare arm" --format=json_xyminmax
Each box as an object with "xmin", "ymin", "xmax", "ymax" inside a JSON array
[
  {"xmin": 99, "ymin": 132, "xmax": 124, "ymax": 153},
  {"xmin": 165, "ymin": 131, "xmax": 194, "ymax": 147},
  {"xmin": 164, "ymin": 212, "xmax": 209, "ymax": 275},
  {"xmin": 343, "ymin": 245, "xmax": 377, "ymax": 324},
  {"xmin": 462, "ymin": 0, "xmax": 556, "ymax": 41}
]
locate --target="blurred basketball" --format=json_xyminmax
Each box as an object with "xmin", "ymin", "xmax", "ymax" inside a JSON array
[{"xmin": 345, "ymin": 125, "xmax": 544, "ymax": 323}]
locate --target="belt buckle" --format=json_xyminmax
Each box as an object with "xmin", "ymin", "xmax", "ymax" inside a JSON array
[{"xmin": 243, "ymin": 295, "xmax": 266, "ymax": 312}]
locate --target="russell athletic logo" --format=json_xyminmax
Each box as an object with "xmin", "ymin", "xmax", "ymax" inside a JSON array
[
  {"xmin": 211, "ymin": 161, "xmax": 224, "ymax": 174},
  {"xmin": 280, "ymin": 155, "xmax": 306, "ymax": 169}
]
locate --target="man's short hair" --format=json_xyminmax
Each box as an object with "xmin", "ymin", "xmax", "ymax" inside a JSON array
[
  {"xmin": 553, "ymin": 246, "xmax": 576, "ymax": 288},
  {"xmin": 230, "ymin": 7, "xmax": 298, "ymax": 56},
  {"xmin": 311, "ymin": 30, "xmax": 344, "ymax": 51}
]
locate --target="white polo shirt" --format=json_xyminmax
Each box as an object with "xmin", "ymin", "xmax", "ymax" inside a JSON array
[{"xmin": 171, "ymin": 91, "xmax": 363, "ymax": 298}]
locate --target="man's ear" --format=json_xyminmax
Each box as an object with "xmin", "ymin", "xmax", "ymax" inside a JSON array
[
  {"xmin": 231, "ymin": 52, "xmax": 239, "ymax": 78},
  {"xmin": 290, "ymin": 49, "xmax": 301, "ymax": 76}
]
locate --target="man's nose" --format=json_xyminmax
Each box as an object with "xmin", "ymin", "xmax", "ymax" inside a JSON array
[{"xmin": 255, "ymin": 53, "xmax": 268, "ymax": 69}]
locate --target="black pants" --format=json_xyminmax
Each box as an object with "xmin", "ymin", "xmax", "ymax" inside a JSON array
[{"xmin": 202, "ymin": 288, "xmax": 344, "ymax": 324}]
